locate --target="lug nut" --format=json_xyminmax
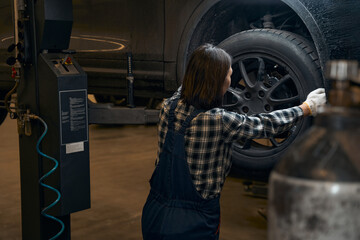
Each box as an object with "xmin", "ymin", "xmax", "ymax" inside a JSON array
[{"xmin": 242, "ymin": 106, "xmax": 249, "ymax": 113}]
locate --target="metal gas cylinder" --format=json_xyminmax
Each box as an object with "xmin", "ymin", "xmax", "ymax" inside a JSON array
[{"xmin": 268, "ymin": 60, "xmax": 360, "ymax": 240}]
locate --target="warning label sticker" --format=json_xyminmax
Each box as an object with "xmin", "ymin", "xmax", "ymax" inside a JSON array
[{"xmin": 59, "ymin": 89, "xmax": 88, "ymax": 145}]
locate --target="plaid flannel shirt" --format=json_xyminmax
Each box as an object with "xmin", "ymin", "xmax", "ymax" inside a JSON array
[{"xmin": 156, "ymin": 87, "xmax": 304, "ymax": 199}]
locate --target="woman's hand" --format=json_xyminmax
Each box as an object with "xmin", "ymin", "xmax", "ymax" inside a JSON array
[{"xmin": 301, "ymin": 88, "xmax": 327, "ymax": 116}]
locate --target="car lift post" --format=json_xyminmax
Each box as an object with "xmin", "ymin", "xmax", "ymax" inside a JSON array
[{"xmin": 9, "ymin": 0, "xmax": 90, "ymax": 239}]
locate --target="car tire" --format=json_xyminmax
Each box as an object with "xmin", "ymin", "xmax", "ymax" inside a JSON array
[{"xmin": 218, "ymin": 29, "xmax": 323, "ymax": 181}]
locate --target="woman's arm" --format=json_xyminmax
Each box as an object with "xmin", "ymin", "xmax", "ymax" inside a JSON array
[
  {"xmin": 222, "ymin": 106, "xmax": 304, "ymax": 141},
  {"xmin": 222, "ymin": 88, "xmax": 326, "ymax": 141}
]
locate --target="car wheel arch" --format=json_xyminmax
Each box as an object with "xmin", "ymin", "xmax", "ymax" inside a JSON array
[
  {"xmin": 176, "ymin": 0, "xmax": 327, "ymax": 84},
  {"xmin": 280, "ymin": 0, "xmax": 329, "ymax": 71}
]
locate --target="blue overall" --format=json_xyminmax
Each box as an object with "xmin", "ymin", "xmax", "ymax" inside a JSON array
[{"xmin": 141, "ymin": 100, "xmax": 220, "ymax": 240}]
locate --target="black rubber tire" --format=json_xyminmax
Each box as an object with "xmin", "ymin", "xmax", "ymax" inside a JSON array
[{"xmin": 218, "ymin": 29, "xmax": 323, "ymax": 181}]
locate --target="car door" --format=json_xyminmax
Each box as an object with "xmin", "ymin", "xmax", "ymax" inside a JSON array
[{"xmin": 71, "ymin": 0, "xmax": 166, "ymax": 100}]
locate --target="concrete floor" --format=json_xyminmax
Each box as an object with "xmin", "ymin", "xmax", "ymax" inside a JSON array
[{"xmin": 0, "ymin": 116, "xmax": 267, "ymax": 240}]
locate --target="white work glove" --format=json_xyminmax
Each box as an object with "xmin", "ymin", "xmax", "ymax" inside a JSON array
[{"xmin": 303, "ymin": 88, "xmax": 326, "ymax": 116}]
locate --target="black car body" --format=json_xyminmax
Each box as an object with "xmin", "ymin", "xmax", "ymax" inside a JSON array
[{"xmin": 1, "ymin": 0, "xmax": 359, "ymax": 180}]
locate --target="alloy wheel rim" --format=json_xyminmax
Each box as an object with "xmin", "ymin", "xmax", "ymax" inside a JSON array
[{"xmin": 223, "ymin": 53, "xmax": 305, "ymax": 156}]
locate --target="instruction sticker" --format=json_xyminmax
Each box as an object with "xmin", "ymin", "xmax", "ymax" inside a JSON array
[{"xmin": 59, "ymin": 89, "xmax": 88, "ymax": 146}]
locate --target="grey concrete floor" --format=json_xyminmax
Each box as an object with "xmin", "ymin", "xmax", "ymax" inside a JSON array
[{"xmin": 0, "ymin": 116, "xmax": 267, "ymax": 240}]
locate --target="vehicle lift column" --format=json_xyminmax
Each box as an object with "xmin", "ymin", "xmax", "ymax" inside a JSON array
[{"xmin": 9, "ymin": 0, "xmax": 90, "ymax": 239}]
